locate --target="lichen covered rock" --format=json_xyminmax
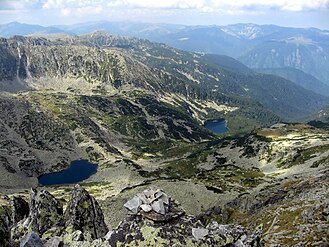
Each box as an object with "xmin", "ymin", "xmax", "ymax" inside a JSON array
[
  {"xmin": 64, "ymin": 184, "xmax": 108, "ymax": 239},
  {"xmin": 3, "ymin": 186, "xmax": 265, "ymax": 246},
  {"xmin": 107, "ymin": 214, "xmax": 260, "ymax": 246},
  {"xmin": 20, "ymin": 231, "xmax": 43, "ymax": 247},
  {"xmin": 114, "ymin": 189, "xmax": 262, "ymax": 246},
  {"xmin": 11, "ymin": 188, "xmax": 63, "ymax": 240}
]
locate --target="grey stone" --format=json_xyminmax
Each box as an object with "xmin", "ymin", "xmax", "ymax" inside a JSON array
[
  {"xmin": 137, "ymin": 193, "xmax": 149, "ymax": 204},
  {"xmin": 160, "ymin": 193, "xmax": 170, "ymax": 205},
  {"xmin": 44, "ymin": 236, "xmax": 63, "ymax": 247},
  {"xmin": 235, "ymin": 239, "xmax": 246, "ymax": 247},
  {"xmin": 143, "ymin": 189, "xmax": 156, "ymax": 198},
  {"xmin": 302, "ymin": 208, "xmax": 314, "ymax": 223},
  {"xmin": 20, "ymin": 231, "xmax": 43, "ymax": 247},
  {"xmin": 152, "ymin": 200, "xmax": 166, "ymax": 215},
  {"xmin": 155, "ymin": 191, "xmax": 164, "ymax": 199},
  {"xmin": 208, "ymin": 221, "xmax": 229, "ymax": 236},
  {"xmin": 71, "ymin": 230, "xmax": 84, "ymax": 241},
  {"xmin": 104, "ymin": 230, "xmax": 114, "ymax": 241},
  {"xmin": 140, "ymin": 204, "xmax": 152, "ymax": 212},
  {"xmin": 192, "ymin": 228, "xmax": 209, "ymax": 240},
  {"xmin": 124, "ymin": 196, "xmax": 142, "ymax": 214}
]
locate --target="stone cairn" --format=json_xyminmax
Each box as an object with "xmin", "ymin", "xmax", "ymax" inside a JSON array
[{"xmin": 123, "ymin": 188, "xmax": 184, "ymax": 222}]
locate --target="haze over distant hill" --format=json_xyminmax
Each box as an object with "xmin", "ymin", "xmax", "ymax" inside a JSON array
[{"xmin": 255, "ymin": 67, "xmax": 329, "ymax": 97}]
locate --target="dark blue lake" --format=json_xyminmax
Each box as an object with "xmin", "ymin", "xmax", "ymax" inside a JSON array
[
  {"xmin": 38, "ymin": 160, "xmax": 97, "ymax": 186},
  {"xmin": 204, "ymin": 119, "xmax": 229, "ymax": 134}
]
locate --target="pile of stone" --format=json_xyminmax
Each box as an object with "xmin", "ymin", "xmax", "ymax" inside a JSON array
[{"xmin": 124, "ymin": 188, "xmax": 183, "ymax": 222}]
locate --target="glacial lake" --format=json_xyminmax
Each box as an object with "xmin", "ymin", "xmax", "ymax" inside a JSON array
[
  {"xmin": 204, "ymin": 119, "xmax": 229, "ymax": 134},
  {"xmin": 38, "ymin": 160, "xmax": 97, "ymax": 186}
]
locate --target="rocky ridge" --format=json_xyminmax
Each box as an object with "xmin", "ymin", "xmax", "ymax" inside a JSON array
[{"xmin": 0, "ymin": 185, "xmax": 263, "ymax": 247}]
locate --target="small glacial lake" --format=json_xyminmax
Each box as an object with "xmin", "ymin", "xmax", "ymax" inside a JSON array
[
  {"xmin": 38, "ymin": 160, "xmax": 97, "ymax": 186},
  {"xmin": 204, "ymin": 119, "xmax": 229, "ymax": 134}
]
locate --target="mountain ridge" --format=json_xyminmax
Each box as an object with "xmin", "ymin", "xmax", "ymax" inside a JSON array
[
  {"xmin": 1, "ymin": 32, "xmax": 328, "ymax": 123},
  {"xmin": 1, "ymin": 21, "xmax": 328, "ymax": 85}
]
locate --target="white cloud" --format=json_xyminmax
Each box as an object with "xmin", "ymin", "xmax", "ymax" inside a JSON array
[
  {"xmin": 43, "ymin": 0, "xmax": 107, "ymax": 9},
  {"xmin": 0, "ymin": 0, "xmax": 43, "ymax": 10},
  {"xmin": 38, "ymin": 0, "xmax": 329, "ymax": 14},
  {"xmin": 1, "ymin": 0, "xmax": 328, "ymax": 12},
  {"xmin": 60, "ymin": 5, "xmax": 103, "ymax": 16},
  {"xmin": 117, "ymin": 0, "xmax": 205, "ymax": 9}
]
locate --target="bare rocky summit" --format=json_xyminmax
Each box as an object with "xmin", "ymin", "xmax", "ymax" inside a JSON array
[{"xmin": 0, "ymin": 185, "xmax": 264, "ymax": 247}]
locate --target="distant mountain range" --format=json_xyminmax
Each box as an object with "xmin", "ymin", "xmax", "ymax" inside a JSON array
[
  {"xmin": 1, "ymin": 21, "xmax": 328, "ymax": 94},
  {"xmin": 1, "ymin": 32, "xmax": 328, "ymax": 123},
  {"xmin": 255, "ymin": 67, "xmax": 329, "ymax": 97}
]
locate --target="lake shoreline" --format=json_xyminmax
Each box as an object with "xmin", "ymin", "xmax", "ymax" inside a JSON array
[
  {"xmin": 38, "ymin": 160, "xmax": 97, "ymax": 186},
  {"xmin": 204, "ymin": 119, "xmax": 229, "ymax": 134}
]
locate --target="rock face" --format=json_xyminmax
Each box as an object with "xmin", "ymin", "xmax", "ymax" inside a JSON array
[
  {"xmin": 12, "ymin": 188, "xmax": 63, "ymax": 239},
  {"xmin": 0, "ymin": 203, "xmax": 11, "ymax": 247},
  {"xmin": 10, "ymin": 196, "xmax": 29, "ymax": 224},
  {"xmin": 64, "ymin": 184, "xmax": 108, "ymax": 239}
]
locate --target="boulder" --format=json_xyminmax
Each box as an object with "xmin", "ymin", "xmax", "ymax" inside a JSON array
[
  {"xmin": 44, "ymin": 236, "xmax": 63, "ymax": 247},
  {"xmin": 152, "ymin": 200, "xmax": 166, "ymax": 215},
  {"xmin": 192, "ymin": 227, "xmax": 209, "ymax": 240},
  {"xmin": 124, "ymin": 188, "xmax": 183, "ymax": 222},
  {"xmin": 20, "ymin": 231, "xmax": 43, "ymax": 247},
  {"xmin": 64, "ymin": 184, "xmax": 108, "ymax": 239},
  {"xmin": 140, "ymin": 204, "xmax": 152, "ymax": 212},
  {"xmin": 103, "ymin": 230, "xmax": 114, "ymax": 241},
  {"xmin": 123, "ymin": 196, "xmax": 142, "ymax": 214}
]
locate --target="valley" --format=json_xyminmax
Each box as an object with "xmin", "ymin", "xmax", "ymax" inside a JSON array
[{"xmin": 0, "ymin": 31, "xmax": 328, "ymax": 246}]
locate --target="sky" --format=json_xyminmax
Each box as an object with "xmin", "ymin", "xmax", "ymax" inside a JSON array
[{"xmin": 0, "ymin": 0, "xmax": 329, "ymax": 29}]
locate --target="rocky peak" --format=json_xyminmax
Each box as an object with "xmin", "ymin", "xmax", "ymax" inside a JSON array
[
  {"xmin": 107, "ymin": 189, "xmax": 263, "ymax": 246},
  {"xmin": 64, "ymin": 184, "xmax": 108, "ymax": 239},
  {"xmin": 1, "ymin": 186, "xmax": 265, "ymax": 246},
  {"xmin": 11, "ymin": 188, "xmax": 63, "ymax": 240}
]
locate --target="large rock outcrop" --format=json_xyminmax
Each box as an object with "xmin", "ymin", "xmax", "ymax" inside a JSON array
[
  {"xmin": 1, "ymin": 186, "xmax": 265, "ymax": 246},
  {"xmin": 11, "ymin": 188, "xmax": 63, "ymax": 240},
  {"xmin": 110, "ymin": 188, "xmax": 262, "ymax": 246},
  {"xmin": 63, "ymin": 184, "xmax": 108, "ymax": 239}
]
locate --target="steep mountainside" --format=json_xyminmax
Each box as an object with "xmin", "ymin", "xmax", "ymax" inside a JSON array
[
  {"xmin": 255, "ymin": 67, "xmax": 329, "ymax": 96},
  {"xmin": 1, "ymin": 21, "xmax": 328, "ymax": 85},
  {"xmin": 240, "ymin": 40, "xmax": 329, "ymax": 85},
  {"xmin": 151, "ymin": 25, "xmax": 249, "ymax": 58},
  {"xmin": 1, "ymin": 33, "xmax": 328, "ymax": 121}
]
